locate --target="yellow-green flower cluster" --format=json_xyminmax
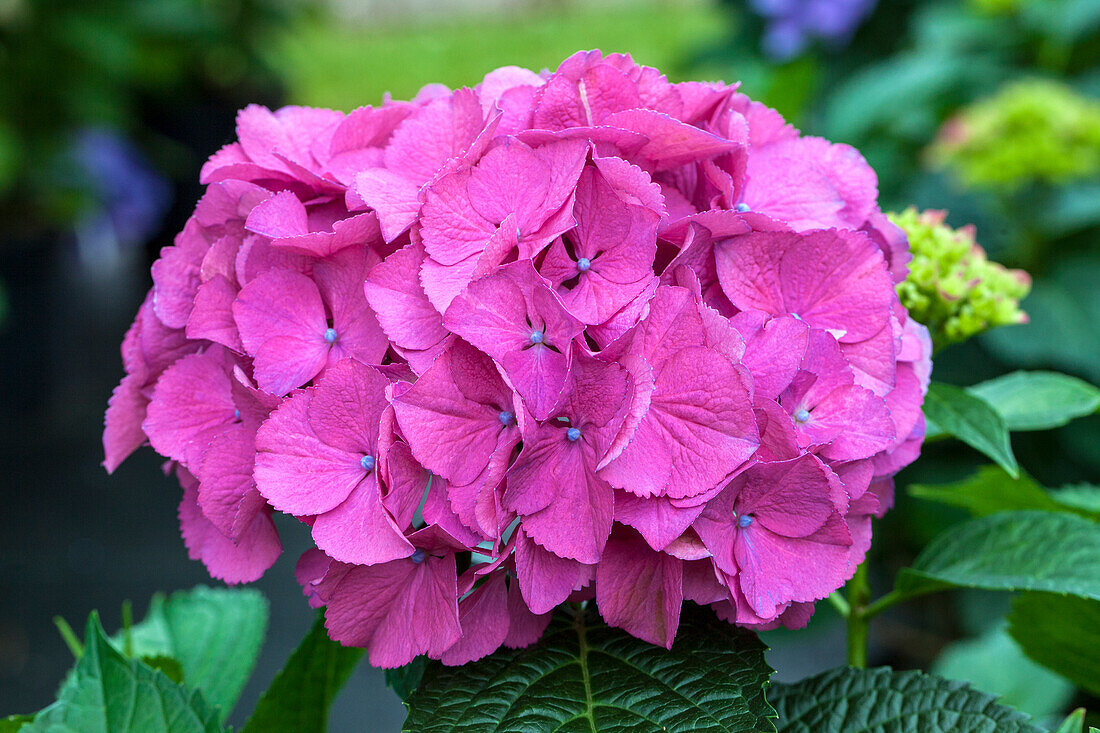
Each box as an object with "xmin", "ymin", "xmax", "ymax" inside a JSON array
[
  {"xmin": 890, "ymin": 208, "xmax": 1030, "ymax": 349},
  {"xmin": 930, "ymin": 79, "xmax": 1100, "ymax": 190}
]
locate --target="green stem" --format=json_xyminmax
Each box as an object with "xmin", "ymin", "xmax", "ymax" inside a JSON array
[
  {"xmin": 862, "ymin": 589, "xmax": 908, "ymax": 621},
  {"xmin": 827, "ymin": 591, "xmax": 851, "ymax": 618},
  {"xmin": 121, "ymin": 599, "xmax": 134, "ymax": 657},
  {"xmin": 54, "ymin": 616, "xmax": 83, "ymax": 659},
  {"xmin": 846, "ymin": 563, "xmax": 871, "ymax": 668}
]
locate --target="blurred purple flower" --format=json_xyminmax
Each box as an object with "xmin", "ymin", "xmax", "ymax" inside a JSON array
[
  {"xmin": 70, "ymin": 128, "xmax": 171, "ymax": 267},
  {"xmin": 749, "ymin": 0, "xmax": 877, "ymax": 60}
]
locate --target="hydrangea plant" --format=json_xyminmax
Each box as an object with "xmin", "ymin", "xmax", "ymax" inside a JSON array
[
  {"xmin": 10, "ymin": 51, "xmax": 1100, "ymax": 733},
  {"xmin": 891, "ymin": 207, "xmax": 1030, "ymax": 350},
  {"xmin": 931, "ymin": 79, "xmax": 1100, "ymax": 190}
]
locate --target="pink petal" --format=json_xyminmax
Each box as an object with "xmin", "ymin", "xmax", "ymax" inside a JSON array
[{"xmin": 596, "ymin": 529, "xmax": 682, "ymax": 648}]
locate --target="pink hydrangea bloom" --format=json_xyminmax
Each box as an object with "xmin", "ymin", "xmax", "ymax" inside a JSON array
[{"xmin": 104, "ymin": 50, "xmax": 931, "ymax": 666}]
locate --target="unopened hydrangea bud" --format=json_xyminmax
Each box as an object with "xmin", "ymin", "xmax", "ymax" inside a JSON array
[
  {"xmin": 930, "ymin": 79, "xmax": 1100, "ymax": 190},
  {"xmin": 890, "ymin": 208, "xmax": 1030, "ymax": 349}
]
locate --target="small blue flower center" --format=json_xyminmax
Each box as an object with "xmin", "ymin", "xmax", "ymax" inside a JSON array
[
  {"xmin": 233, "ymin": 408, "xmax": 241, "ymax": 421},
  {"xmin": 577, "ymin": 257, "xmax": 592, "ymax": 272},
  {"xmin": 499, "ymin": 410, "xmax": 514, "ymax": 426},
  {"xmin": 529, "ymin": 330, "xmax": 544, "ymax": 344},
  {"xmin": 324, "ymin": 327, "xmax": 338, "ymax": 344},
  {"xmin": 794, "ymin": 409, "xmax": 811, "ymax": 424},
  {"xmin": 736, "ymin": 202, "xmax": 751, "ymax": 212},
  {"xmin": 738, "ymin": 514, "xmax": 754, "ymax": 528},
  {"xmin": 410, "ymin": 548, "xmax": 426, "ymax": 564},
  {"xmin": 566, "ymin": 427, "xmax": 581, "ymax": 442},
  {"xmin": 360, "ymin": 454, "xmax": 375, "ymax": 471}
]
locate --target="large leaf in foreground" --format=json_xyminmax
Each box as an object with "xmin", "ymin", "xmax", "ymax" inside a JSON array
[
  {"xmin": 121, "ymin": 586, "xmax": 267, "ymax": 723},
  {"xmin": 923, "ymin": 383, "xmax": 1018, "ymax": 477},
  {"xmin": 968, "ymin": 371, "xmax": 1100, "ymax": 431},
  {"xmin": 1008, "ymin": 592, "xmax": 1100, "ymax": 696},
  {"xmin": 769, "ymin": 667, "xmax": 1044, "ymax": 732},
  {"xmin": 242, "ymin": 614, "xmax": 364, "ymax": 733},
  {"xmin": 24, "ymin": 613, "xmax": 223, "ymax": 733},
  {"xmin": 403, "ymin": 605, "xmax": 776, "ymax": 733},
  {"xmin": 896, "ymin": 511, "xmax": 1100, "ymax": 602}
]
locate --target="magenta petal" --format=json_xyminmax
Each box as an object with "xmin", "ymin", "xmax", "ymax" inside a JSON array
[
  {"xmin": 604, "ymin": 108, "xmax": 737, "ymax": 171},
  {"xmin": 743, "ymin": 136, "xmax": 877, "ymax": 231},
  {"xmin": 614, "ymin": 492, "xmax": 704, "ymax": 551},
  {"xmin": 179, "ymin": 473, "xmax": 280, "ymax": 585},
  {"xmin": 393, "ymin": 340, "xmax": 515, "ymax": 485},
  {"xmin": 143, "ymin": 352, "xmax": 236, "ymax": 472},
  {"xmin": 311, "ymin": 474, "xmax": 414, "ymax": 565},
  {"xmin": 444, "ymin": 260, "xmax": 583, "ymax": 420},
  {"xmin": 324, "ymin": 554, "xmax": 461, "ymax": 668},
  {"xmin": 354, "ymin": 168, "xmax": 423, "ymax": 242},
  {"xmin": 245, "ymin": 189, "xmax": 308, "ymax": 239},
  {"xmin": 734, "ymin": 456, "xmax": 840, "ymax": 538},
  {"xmin": 596, "ymin": 530, "xmax": 682, "ymax": 648},
  {"xmin": 197, "ymin": 423, "xmax": 260, "ymax": 539},
  {"xmin": 514, "ymin": 529, "xmax": 594, "ymax": 615},
  {"xmin": 734, "ymin": 514, "xmax": 852, "ymax": 618},
  {"xmin": 715, "ymin": 229, "xmax": 894, "ymax": 344},
  {"xmin": 187, "ymin": 276, "xmax": 244, "ymax": 352},
  {"xmin": 103, "ymin": 373, "xmax": 148, "ymax": 473},
  {"xmin": 440, "ymin": 572, "xmax": 509, "ymax": 666},
  {"xmin": 733, "ymin": 312, "xmax": 809, "ymax": 400},
  {"xmin": 503, "ymin": 578, "xmax": 552, "ymax": 648},
  {"xmin": 254, "ymin": 390, "xmax": 368, "ymax": 516},
  {"xmin": 812, "ymin": 385, "xmax": 896, "ymax": 461},
  {"xmin": 600, "ymin": 346, "xmax": 758, "ymax": 500},
  {"xmin": 505, "ymin": 422, "xmax": 615, "ymax": 564},
  {"xmin": 233, "ymin": 269, "xmax": 329, "ymax": 394},
  {"xmin": 364, "ymin": 242, "xmax": 448, "ymax": 351}
]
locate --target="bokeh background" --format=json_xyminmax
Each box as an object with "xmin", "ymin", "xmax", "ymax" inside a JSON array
[{"xmin": 1, "ymin": 0, "xmax": 1097, "ymax": 728}]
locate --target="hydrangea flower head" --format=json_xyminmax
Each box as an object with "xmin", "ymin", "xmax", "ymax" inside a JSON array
[
  {"xmin": 931, "ymin": 79, "xmax": 1100, "ymax": 190},
  {"xmin": 891, "ymin": 207, "xmax": 1029, "ymax": 349},
  {"xmin": 105, "ymin": 50, "xmax": 931, "ymax": 664}
]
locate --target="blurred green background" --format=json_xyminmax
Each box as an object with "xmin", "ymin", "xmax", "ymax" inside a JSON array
[{"xmin": 0, "ymin": 0, "xmax": 1096, "ymax": 728}]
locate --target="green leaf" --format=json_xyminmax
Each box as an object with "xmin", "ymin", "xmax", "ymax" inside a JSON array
[
  {"xmin": 968, "ymin": 371, "xmax": 1100, "ymax": 432},
  {"xmin": 1051, "ymin": 484, "xmax": 1100, "ymax": 514},
  {"xmin": 931, "ymin": 626, "xmax": 1074, "ymax": 719},
  {"xmin": 139, "ymin": 655, "xmax": 185, "ymax": 684},
  {"xmin": 896, "ymin": 511, "xmax": 1100, "ymax": 602},
  {"xmin": 923, "ymin": 383, "xmax": 1019, "ymax": 477},
  {"xmin": 909, "ymin": 466, "xmax": 1100, "ymax": 521},
  {"xmin": 384, "ymin": 656, "xmax": 428, "ymax": 701},
  {"xmin": 0, "ymin": 715, "xmax": 33, "ymax": 732},
  {"xmin": 1008, "ymin": 593, "xmax": 1100, "ymax": 696},
  {"xmin": 402, "ymin": 604, "xmax": 776, "ymax": 733},
  {"xmin": 768, "ymin": 667, "xmax": 1043, "ymax": 732},
  {"xmin": 1053, "ymin": 708, "xmax": 1087, "ymax": 733},
  {"xmin": 119, "ymin": 586, "xmax": 268, "ymax": 723},
  {"xmin": 242, "ymin": 614, "xmax": 364, "ymax": 733},
  {"xmin": 23, "ymin": 613, "xmax": 223, "ymax": 733}
]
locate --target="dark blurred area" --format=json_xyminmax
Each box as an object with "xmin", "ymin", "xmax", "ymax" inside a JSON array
[{"xmin": 0, "ymin": 0, "xmax": 1097, "ymax": 728}]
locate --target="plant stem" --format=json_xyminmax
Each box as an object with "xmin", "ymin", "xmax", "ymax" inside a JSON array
[
  {"xmin": 862, "ymin": 589, "xmax": 908, "ymax": 621},
  {"xmin": 846, "ymin": 562, "xmax": 872, "ymax": 668},
  {"xmin": 827, "ymin": 592, "xmax": 850, "ymax": 617},
  {"xmin": 54, "ymin": 616, "xmax": 83, "ymax": 659}
]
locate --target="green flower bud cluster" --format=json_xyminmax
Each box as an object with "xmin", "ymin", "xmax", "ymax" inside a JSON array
[
  {"xmin": 930, "ymin": 79, "xmax": 1100, "ymax": 190},
  {"xmin": 890, "ymin": 208, "xmax": 1030, "ymax": 349}
]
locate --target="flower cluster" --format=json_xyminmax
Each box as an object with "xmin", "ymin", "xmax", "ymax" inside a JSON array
[
  {"xmin": 104, "ymin": 51, "xmax": 930, "ymax": 667},
  {"xmin": 747, "ymin": 0, "xmax": 877, "ymax": 60},
  {"xmin": 891, "ymin": 208, "xmax": 1029, "ymax": 349},
  {"xmin": 931, "ymin": 79, "xmax": 1100, "ymax": 190}
]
